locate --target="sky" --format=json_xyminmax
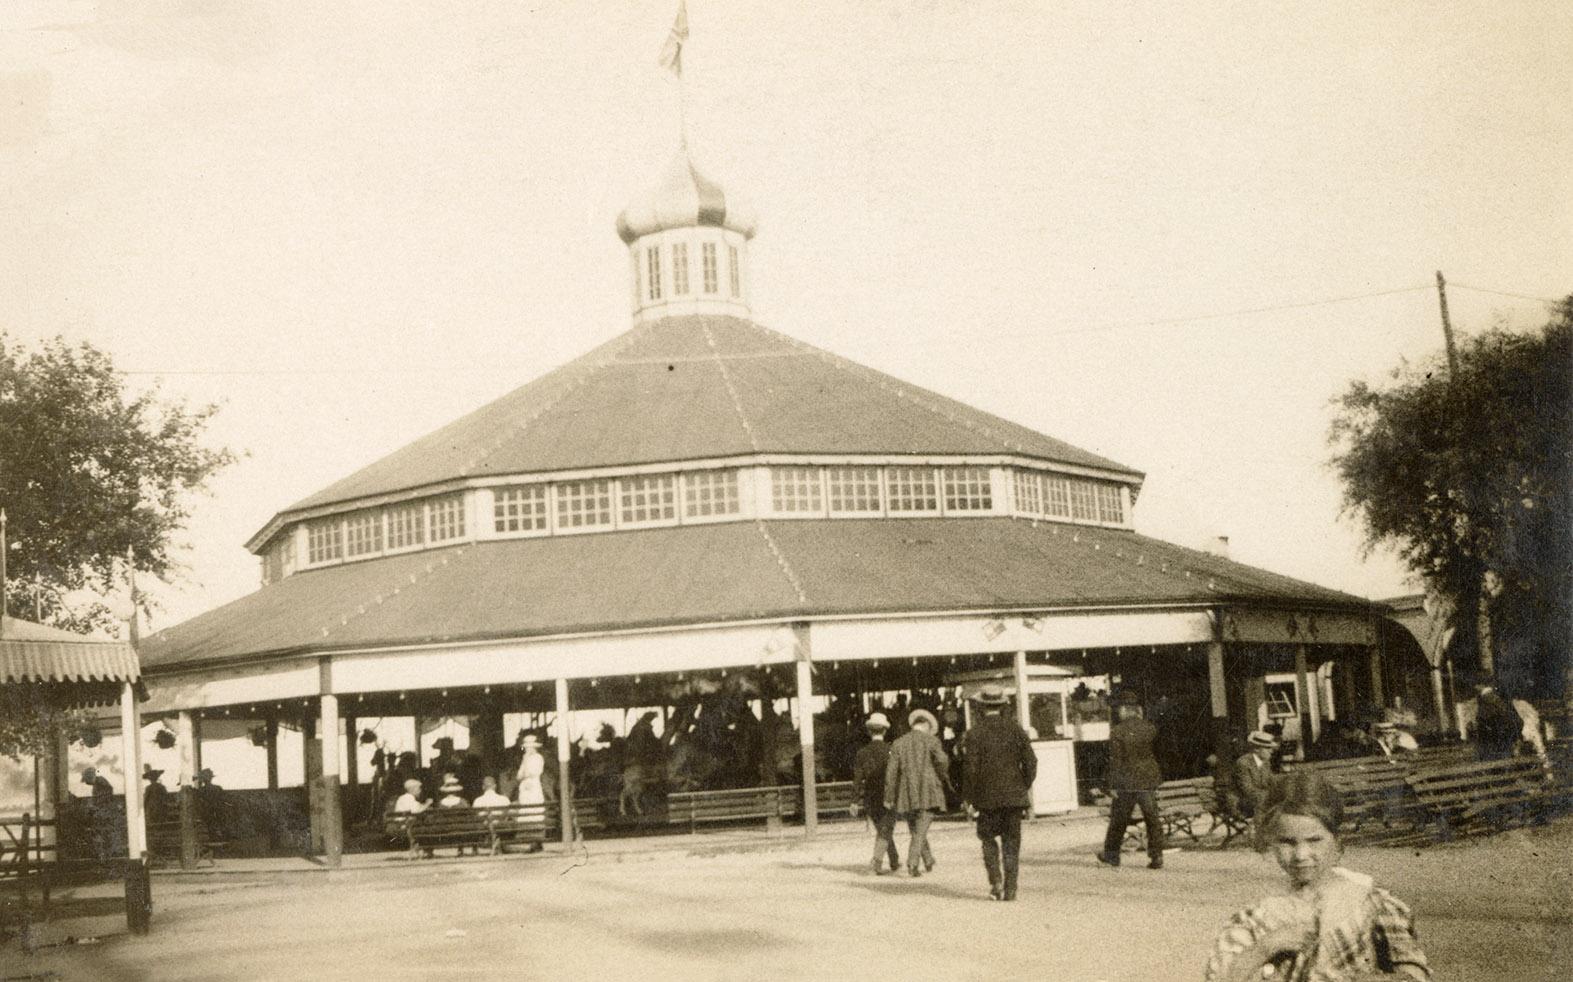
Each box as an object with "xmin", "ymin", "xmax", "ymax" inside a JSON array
[{"xmin": 1, "ymin": 0, "xmax": 1569, "ymax": 633}]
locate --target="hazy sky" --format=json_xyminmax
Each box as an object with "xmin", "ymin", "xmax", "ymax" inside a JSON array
[{"xmin": 2, "ymin": 1, "xmax": 1568, "ymax": 631}]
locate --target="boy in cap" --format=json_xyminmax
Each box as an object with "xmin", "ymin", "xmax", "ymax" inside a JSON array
[
  {"xmin": 961, "ymin": 684, "xmax": 1037, "ymax": 899},
  {"xmin": 851, "ymin": 711, "xmax": 901, "ymax": 874}
]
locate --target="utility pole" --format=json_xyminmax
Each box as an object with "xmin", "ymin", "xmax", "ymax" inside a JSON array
[{"xmin": 1436, "ymin": 271, "xmax": 1460, "ymax": 377}]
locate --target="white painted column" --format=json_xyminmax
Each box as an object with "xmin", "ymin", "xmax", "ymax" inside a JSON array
[
  {"xmin": 177, "ymin": 710, "xmax": 198, "ymax": 868},
  {"xmin": 796, "ymin": 655, "xmax": 817, "ymax": 838},
  {"xmin": 1293, "ymin": 645, "xmax": 1312, "ymax": 762},
  {"xmin": 119, "ymin": 683, "xmax": 147, "ymax": 859},
  {"xmin": 1369, "ymin": 642, "xmax": 1386, "ymax": 712},
  {"xmin": 1013, "ymin": 651, "xmax": 1031, "ymax": 734},
  {"xmin": 1207, "ymin": 640, "xmax": 1230, "ymax": 764},
  {"xmin": 555, "ymin": 678, "xmax": 573, "ymax": 848},
  {"xmin": 318, "ymin": 693, "xmax": 342, "ymax": 866}
]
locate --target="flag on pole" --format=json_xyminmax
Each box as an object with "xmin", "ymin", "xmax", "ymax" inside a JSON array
[{"xmin": 658, "ymin": 0, "xmax": 689, "ymax": 77}]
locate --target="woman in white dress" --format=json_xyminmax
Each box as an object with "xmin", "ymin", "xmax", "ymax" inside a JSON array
[{"xmin": 515, "ymin": 734, "xmax": 547, "ymax": 847}]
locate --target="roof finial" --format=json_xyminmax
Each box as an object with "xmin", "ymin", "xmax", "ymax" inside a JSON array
[{"xmin": 657, "ymin": 1, "xmax": 690, "ymax": 152}]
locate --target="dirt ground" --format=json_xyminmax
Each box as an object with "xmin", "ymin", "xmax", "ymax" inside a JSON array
[{"xmin": 8, "ymin": 816, "xmax": 1570, "ymax": 982}]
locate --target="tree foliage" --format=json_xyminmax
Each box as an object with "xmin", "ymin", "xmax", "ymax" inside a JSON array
[
  {"xmin": 1329, "ymin": 297, "xmax": 1572, "ymax": 696},
  {"xmin": 1, "ymin": 333, "xmax": 237, "ymax": 625}
]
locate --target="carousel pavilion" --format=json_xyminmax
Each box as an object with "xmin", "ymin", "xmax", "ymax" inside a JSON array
[{"xmin": 124, "ymin": 134, "xmax": 1401, "ymax": 864}]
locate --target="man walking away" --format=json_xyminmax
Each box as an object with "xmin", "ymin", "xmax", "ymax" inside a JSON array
[
  {"xmin": 1468, "ymin": 678, "xmax": 1523, "ymax": 761},
  {"xmin": 884, "ymin": 709, "xmax": 950, "ymax": 878},
  {"xmin": 851, "ymin": 712, "xmax": 901, "ymax": 875},
  {"xmin": 1096, "ymin": 691, "xmax": 1164, "ymax": 870},
  {"xmin": 960, "ymin": 685, "xmax": 1037, "ymax": 900}
]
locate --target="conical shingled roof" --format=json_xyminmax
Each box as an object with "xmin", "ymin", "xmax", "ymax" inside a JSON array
[{"xmin": 273, "ymin": 315, "xmax": 1140, "ymax": 525}]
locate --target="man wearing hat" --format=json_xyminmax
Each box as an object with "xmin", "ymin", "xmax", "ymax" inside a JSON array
[
  {"xmin": 960, "ymin": 684, "xmax": 1037, "ymax": 900},
  {"xmin": 1230, "ymin": 730, "xmax": 1279, "ymax": 819},
  {"xmin": 851, "ymin": 712, "xmax": 901, "ymax": 874},
  {"xmin": 883, "ymin": 708, "xmax": 951, "ymax": 877},
  {"xmin": 1096, "ymin": 691, "xmax": 1164, "ymax": 869}
]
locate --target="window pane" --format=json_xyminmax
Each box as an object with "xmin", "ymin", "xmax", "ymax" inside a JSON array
[
  {"xmin": 1043, "ymin": 476, "xmax": 1071, "ymax": 518},
  {"xmin": 728, "ymin": 245, "xmax": 740, "ymax": 297},
  {"xmin": 886, "ymin": 467, "xmax": 939, "ymax": 512},
  {"xmin": 429, "ymin": 494, "xmax": 467, "ymax": 542},
  {"xmin": 345, "ymin": 511, "xmax": 383, "ymax": 557},
  {"xmin": 620, "ymin": 474, "xmax": 677, "ymax": 524},
  {"xmin": 701, "ymin": 243, "xmax": 718, "ymax": 294},
  {"xmin": 770, "ymin": 466, "xmax": 822, "ymax": 513},
  {"xmin": 556, "ymin": 479, "xmax": 613, "ymax": 529},
  {"xmin": 943, "ymin": 467, "xmax": 993, "ymax": 511},
  {"xmin": 307, "ymin": 519, "xmax": 343, "ymax": 563},
  {"xmin": 826, "ymin": 466, "xmax": 881, "ymax": 513},
  {"xmin": 683, "ymin": 470, "xmax": 739, "ymax": 517},
  {"xmin": 1013, "ymin": 470, "xmax": 1043, "ymax": 516},
  {"xmin": 672, "ymin": 242, "xmax": 690, "ymax": 295},
  {"xmin": 1068, "ymin": 480, "xmax": 1098, "ymax": 521},
  {"xmin": 646, "ymin": 246, "xmax": 662, "ymax": 301},
  {"xmin": 494, "ymin": 485, "xmax": 548, "ymax": 533},
  {"xmin": 387, "ymin": 502, "xmax": 425, "ymax": 549},
  {"xmin": 1095, "ymin": 483, "xmax": 1125, "ymax": 523}
]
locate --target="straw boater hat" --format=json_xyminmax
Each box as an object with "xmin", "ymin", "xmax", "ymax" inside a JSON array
[
  {"xmin": 1246, "ymin": 730, "xmax": 1278, "ymax": 750},
  {"xmin": 439, "ymin": 776, "xmax": 465, "ymax": 795},
  {"xmin": 521, "ymin": 734, "xmax": 541, "ymax": 749},
  {"xmin": 908, "ymin": 709, "xmax": 939, "ymax": 731},
  {"xmin": 972, "ymin": 684, "xmax": 1009, "ymax": 706},
  {"xmin": 865, "ymin": 711, "xmax": 890, "ymax": 731},
  {"xmin": 1372, "ymin": 720, "xmax": 1397, "ymax": 733}
]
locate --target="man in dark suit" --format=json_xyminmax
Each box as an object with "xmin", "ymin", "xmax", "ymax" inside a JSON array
[
  {"xmin": 1469, "ymin": 679, "xmax": 1523, "ymax": 761},
  {"xmin": 1231, "ymin": 730, "xmax": 1278, "ymax": 819},
  {"xmin": 850, "ymin": 712, "xmax": 900, "ymax": 875},
  {"xmin": 1096, "ymin": 691, "xmax": 1165, "ymax": 869},
  {"xmin": 960, "ymin": 685, "xmax": 1037, "ymax": 901}
]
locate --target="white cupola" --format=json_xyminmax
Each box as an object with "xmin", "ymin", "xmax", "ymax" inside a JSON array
[{"xmin": 617, "ymin": 146, "xmax": 756, "ymax": 323}]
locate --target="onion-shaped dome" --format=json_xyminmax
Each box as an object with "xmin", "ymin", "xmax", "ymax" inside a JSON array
[{"xmin": 616, "ymin": 148, "xmax": 757, "ymax": 244}]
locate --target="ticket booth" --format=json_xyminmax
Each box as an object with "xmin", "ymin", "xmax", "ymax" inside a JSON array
[{"xmin": 951, "ymin": 667, "xmax": 1089, "ymax": 815}]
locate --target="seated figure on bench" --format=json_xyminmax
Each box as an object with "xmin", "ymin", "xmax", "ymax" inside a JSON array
[
  {"xmin": 393, "ymin": 779, "xmax": 430, "ymax": 817},
  {"xmin": 437, "ymin": 774, "xmax": 469, "ymax": 808},
  {"xmin": 473, "ymin": 775, "xmax": 511, "ymax": 809},
  {"xmin": 1231, "ymin": 731, "xmax": 1279, "ymax": 821}
]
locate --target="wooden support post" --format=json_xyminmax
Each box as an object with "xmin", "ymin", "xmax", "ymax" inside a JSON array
[
  {"xmin": 1207, "ymin": 639, "xmax": 1230, "ymax": 766},
  {"xmin": 265, "ymin": 717, "xmax": 279, "ymax": 791},
  {"xmin": 1369, "ymin": 640, "xmax": 1386, "ymax": 713},
  {"xmin": 795, "ymin": 624, "xmax": 817, "ymax": 839},
  {"xmin": 177, "ymin": 710, "xmax": 198, "ymax": 869},
  {"xmin": 120, "ymin": 684, "xmax": 147, "ymax": 861},
  {"xmin": 318, "ymin": 691, "xmax": 342, "ymax": 867},
  {"xmin": 303, "ymin": 714, "xmax": 322, "ymax": 853},
  {"xmin": 1293, "ymin": 645, "xmax": 1312, "ymax": 762},
  {"xmin": 344, "ymin": 715, "xmax": 359, "ymax": 790},
  {"xmin": 554, "ymin": 679, "xmax": 572, "ymax": 849},
  {"xmin": 1013, "ymin": 650, "xmax": 1031, "ymax": 733}
]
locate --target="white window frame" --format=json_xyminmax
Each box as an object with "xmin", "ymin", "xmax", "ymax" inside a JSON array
[
  {"xmin": 672, "ymin": 242, "xmax": 690, "ymax": 295},
  {"xmin": 494, "ymin": 484, "xmax": 550, "ymax": 536},
  {"xmin": 826, "ymin": 465, "xmax": 883, "ymax": 516},
  {"xmin": 1094, "ymin": 482, "xmax": 1125, "ymax": 524},
  {"xmin": 701, "ymin": 242, "xmax": 718, "ymax": 294},
  {"xmin": 556, "ymin": 478, "xmax": 615, "ymax": 532},
  {"xmin": 1043, "ymin": 475, "xmax": 1072, "ymax": 519},
  {"xmin": 1013, "ymin": 469, "xmax": 1043, "ymax": 517},
  {"xmin": 344, "ymin": 510, "xmax": 384, "ymax": 558},
  {"xmin": 619, "ymin": 473, "xmax": 678, "ymax": 527},
  {"xmin": 306, "ymin": 518, "xmax": 344, "ymax": 565},
  {"xmin": 646, "ymin": 246, "xmax": 663, "ymax": 301},
  {"xmin": 428, "ymin": 494, "xmax": 468, "ymax": 543},
  {"xmin": 386, "ymin": 500, "xmax": 426, "ymax": 551},
  {"xmin": 727, "ymin": 244, "xmax": 740, "ymax": 297},
  {"xmin": 769, "ymin": 466, "xmax": 824, "ymax": 515},
  {"xmin": 942, "ymin": 466, "xmax": 993, "ymax": 512},
  {"xmin": 886, "ymin": 466, "xmax": 940, "ymax": 515},
  {"xmin": 682, "ymin": 469, "xmax": 740, "ymax": 521}
]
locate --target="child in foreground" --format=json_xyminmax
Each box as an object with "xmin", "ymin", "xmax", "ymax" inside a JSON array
[{"xmin": 1204, "ymin": 771, "xmax": 1431, "ymax": 982}]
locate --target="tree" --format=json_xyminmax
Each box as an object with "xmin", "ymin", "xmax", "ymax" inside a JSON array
[
  {"xmin": 1329, "ymin": 297, "xmax": 1572, "ymax": 698},
  {"xmin": 0, "ymin": 333, "xmax": 236, "ymax": 634}
]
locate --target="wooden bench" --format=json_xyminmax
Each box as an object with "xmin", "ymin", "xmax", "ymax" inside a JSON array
[
  {"xmin": 668, "ymin": 786, "xmax": 791, "ymax": 833},
  {"xmin": 147, "ymin": 815, "xmax": 222, "ymax": 868},
  {"xmin": 1405, "ymin": 756, "xmax": 1553, "ymax": 841},
  {"xmin": 781, "ymin": 781, "xmax": 857, "ymax": 820},
  {"xmin": 1103, "ymin": 778, "xmax": 1243, "ymax": 851},
  {"xmin": 399, "ymin": 807, "xmax": 495, "ymax": 858}
]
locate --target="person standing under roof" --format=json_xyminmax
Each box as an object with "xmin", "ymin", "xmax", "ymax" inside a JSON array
[
  {"xmin": 850, "ymin": 712, "xmax": 901, "ymax": 875},
  {"xmin": 1096, "ymin": 691, "xmax": 1165, "ymax": 870},
  {"xmin": 883, "ymin": 708, "xmax": 950, "ymax": 878},
  {"xmin": 960, "ymin": 685, "xmax": 1037, "ymax": 900}
]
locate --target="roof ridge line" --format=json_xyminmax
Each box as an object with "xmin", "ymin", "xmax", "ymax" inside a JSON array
[
  {"xmin": 743, "ymin": 319, "xmax": 1035, "ymax": 456},
  {"xmin": 752, "ymin": 520, "xmax": 809, "ymax": 605},
  {"xmin": 700, "ymin": 319, "xmax": 762, "ymax": 453},
  {"xmin": 459, "ymin": 321, "xmax": 657, "ymax": 477},
  {"xmin": 316, "ymin": 545, "xmax": 471, "ymax": 641}
]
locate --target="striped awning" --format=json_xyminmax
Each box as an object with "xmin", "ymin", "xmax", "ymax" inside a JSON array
[{"xmin": 0, "ymin": 616, "xmax": 140, "ymax": 684}]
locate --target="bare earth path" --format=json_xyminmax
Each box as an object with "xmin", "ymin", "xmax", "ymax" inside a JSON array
[{"xmin": 12, "ymin": 817, "xmax": 1570, "ymax": 982}]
